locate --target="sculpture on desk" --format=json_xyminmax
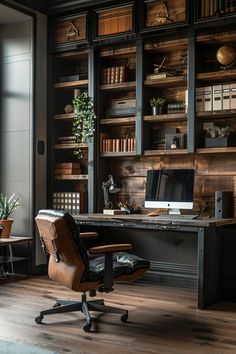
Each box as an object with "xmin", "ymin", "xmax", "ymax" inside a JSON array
[{"xmin": 102, "ymin": 175, "xmax": 120, "ymax": 212}]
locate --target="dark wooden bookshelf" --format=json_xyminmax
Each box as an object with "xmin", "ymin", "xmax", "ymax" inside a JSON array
[
  {"xmin": 100, "ymin": 151, "xmax": 136, "ymax": 157},
  {"xmin": 54, "ymin": 174, "xmax": 88, "ymax": 180},
  {"xmin": 143, "ymin": 149, "xmax": 188, "ymax": 156},
  {"xmin": 52, "ymin": 113, "xmax": 75, "ymax": 120},
  {"xmin": 196, "ymin": 147, "xmax": 236, "ymax": 154},
  {"xmin": 100, "ymin": 117, "xmax": 136, "ymax": 125},
  {"xmin": 53, "ymin": 143, "xmax": 88, "ymax": 150},
  {"xmin": 197, "ymin": 69, "xmax": 236, "ymax": 83},
  {"xmin": 144, "ymin": 76, "xmax": 186, "ymax": 88},
  {"xmin": 143, "ymin": 113, "xmax": 187, "ymax": 123},
  {"xmin": 54, "ymin": 79, "xmax": 88, "ymax": 89},
  {"xmin": 100, "ymin": 81, "xmax": 136, "ymax": 91}
]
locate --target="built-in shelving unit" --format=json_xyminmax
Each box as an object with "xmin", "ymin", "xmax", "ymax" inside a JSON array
[{"xmin": 48, "ymin": 0, "xmax": 236, "ymax": 218}]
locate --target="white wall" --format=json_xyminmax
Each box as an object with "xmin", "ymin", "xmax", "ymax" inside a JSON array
[
  {"xmin": 1, "ymin": 20, "xmax": 33, "ymax": 236},
  {"xmin": 0, "ymin": 4, "xmax": 48, "ymax": 267}
]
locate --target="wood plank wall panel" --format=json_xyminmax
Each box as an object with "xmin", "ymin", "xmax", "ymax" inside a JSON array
[{"xmin": 106, "ymin": 154, "xmax": 236, "ymax": 216}]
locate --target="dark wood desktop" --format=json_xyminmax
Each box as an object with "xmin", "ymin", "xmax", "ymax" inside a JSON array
[{"xmin": 74, "ymin": 213, "xmax": 236, "ymax": 309}]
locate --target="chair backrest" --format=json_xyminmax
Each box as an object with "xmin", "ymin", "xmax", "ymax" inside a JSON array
[{"xmin": 35, "ymin": 210, "xmax": 90, "ymax": 290}]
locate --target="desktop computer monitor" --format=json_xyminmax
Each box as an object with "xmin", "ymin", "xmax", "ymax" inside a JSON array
[{"xmin": 145, "ymin": 169, "xmax": 195, "ymax": 215}]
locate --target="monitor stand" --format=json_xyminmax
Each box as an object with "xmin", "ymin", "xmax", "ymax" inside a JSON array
[{"xmin": 169, "ymin": 209, "xmax": 181, "ymax": 215}]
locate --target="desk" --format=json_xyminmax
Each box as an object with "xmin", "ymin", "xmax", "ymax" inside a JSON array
[
  {"xmin": 0, "ymin": 236, "xmax": 32, "ymax": 277},
  {"xmin": 74, "ymin": 214, "xmax": 236, "ymax": 309}
]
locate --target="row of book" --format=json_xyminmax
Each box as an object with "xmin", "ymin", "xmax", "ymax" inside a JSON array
[
  {"xmin": 101, "ymin": 66, "xmax": 126, "ymax": 84},
  {"xmin": 101, "ymin": 138, "xmax": 136, "ymax": 153},
  {"xmin": 167, "ymin": 103, "xmax": 185, "ymax": 114},
  {"xmin": 54, "ymin": 162, "xmax": 81, "ymax": 176},
  {"xmin": 221, "ymin": 0, "xmax": 236, "ymax": 13},
  {"xmin": 195, "ymin": 83, "xmax": 236, "ymax": 112},
  {"xmin": 200, "ymin": 0, "xmax": 217, "ymax": 18},
  {"xmin": 200, "ymin": 0, "xmax": 236, "ymax": 18}
]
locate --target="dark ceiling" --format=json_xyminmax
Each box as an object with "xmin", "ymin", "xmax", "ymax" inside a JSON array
[{"xmin": 13, "ymin": 0, "xmax": 115, "ymax": 15}]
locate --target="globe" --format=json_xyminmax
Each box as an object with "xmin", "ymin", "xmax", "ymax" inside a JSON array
[{"xmin": 216, "ymin": 45, "xmax": 236, "ymax": 66}]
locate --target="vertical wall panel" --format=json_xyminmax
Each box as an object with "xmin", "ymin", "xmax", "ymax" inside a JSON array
[{"xmin": 0, "ymin": 19, "xmax": 33, "ymax": 237}]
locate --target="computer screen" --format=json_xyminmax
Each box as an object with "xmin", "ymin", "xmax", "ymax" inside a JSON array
[{"xmin": 145, "ymin": 169, "xmax": 195, "ymax": 214}]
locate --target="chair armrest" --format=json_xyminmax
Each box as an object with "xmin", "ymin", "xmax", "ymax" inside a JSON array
[
  {"xmin": 80, "ymin": 232, "xmax": 98, "ymax": 239},
  {"xmin": 89, "ymin": 243, "xmax": 132, "ymax": 254}
]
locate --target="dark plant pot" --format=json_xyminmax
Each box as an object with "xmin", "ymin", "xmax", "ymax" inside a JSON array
[
  {"xmin": 205, "ymin": 136, "xmax": 235, "ymax": 147},
  {"xmin": 152, "ymin": 106, "xmax": 163, "ymax": 115}
]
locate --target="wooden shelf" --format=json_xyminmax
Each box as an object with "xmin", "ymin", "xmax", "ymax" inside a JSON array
[
  {"xmin": 196, "ymin": 147, "xmax": 236, "ymax": 154},
  {"xmin": 144, "ymin": 76, "xmax": 186, "ymax": 88},
  {"xmin": 54, "ymin": 50, "xmax": 88, "ymax": 61},
  {"xmin": 54, "ymin": 79, "xmax": 88, "ymax": 89},
  {"xmin": 100, "ymin": 151, "xmax": 136, "ymax": 157},
  {"xmin": 100, "ymin": 117, "xmax": 136, "ymax": 125},
  {"xmin": 197, "ymin": 69, "xmax": 236, "ymax": 83},
  {"xmin": 100, "ymin": 46, "xmax": 136, "ymax": 58},
  {"xmin": 144, "ymin": 38, "xmax": 187, "ymax": 53},
  {"xmin": 54, "ymin": 174, "xmax": 88, "ymax": 180},
  {"xmin": 197, "ymin": 110, "xmax": 236, "ymax": 119},
  {"xmin": 144, "ymin": 113, "xmax": 187, "ymax": 123},
  {"xmin": 52, "ymin": 113, "xmax": 75, "ymax": 120},
  {"xmin": 54, "ymin": 143, "xmax": 88, "ymax": 150},
  {"xmin": 197, "ymin": 31, "xmax": 236, "ymax": 44},
  {"xmin": 143, "ymin": 149, "xmax": 188, "ymax": 156},
  {"xmin": 100, "ymin": 81, "xmax": 136, "ymax": 91}
]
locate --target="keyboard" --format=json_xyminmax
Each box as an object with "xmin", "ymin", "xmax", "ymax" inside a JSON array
[{"xmin": 155, "ymin": 214, "xmax": 198, "ymax": 220}]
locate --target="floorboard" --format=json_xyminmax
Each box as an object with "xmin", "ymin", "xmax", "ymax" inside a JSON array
[{"xmin": 0, "ymin": 276, "xmax": 236, "ymax": 354}]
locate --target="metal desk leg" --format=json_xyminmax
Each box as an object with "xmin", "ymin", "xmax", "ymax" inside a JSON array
[{"xmin": 8, "ymin": 245, "xmax": 14, "ymax": 275}]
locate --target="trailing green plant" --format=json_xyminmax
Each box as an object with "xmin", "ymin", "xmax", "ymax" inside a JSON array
[
  {"xmin": 0, "ymin": 193, "xmax": 20, "ymax": 220},
  {"xmin": 149, "ymin": 97, "xmax": 166, "ymax": 107},
  {"xmin": 72, "ymin": 92, "xmax": 96, "ymax": 159}
]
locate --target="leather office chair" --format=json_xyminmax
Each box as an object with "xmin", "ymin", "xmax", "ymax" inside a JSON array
[{"xmin": 34, "ymin": 210, "xmax": 150, "ymax": 331}]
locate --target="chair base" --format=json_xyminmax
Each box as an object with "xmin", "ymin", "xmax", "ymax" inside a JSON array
[{"xmin": 35, "ymin": 294, "xmax": 128, "ymax": 332}]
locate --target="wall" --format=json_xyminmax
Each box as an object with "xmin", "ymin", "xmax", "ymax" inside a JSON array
[
  {"xmin": 108, "ymin": 154, "xmax": 236, "ymax": 218},
  {"xmin": 0, "ymin": 19, "xmax": 33, "ymax": 236},
  {"xmin": 0, "ymin": 2, "xmax": 48, "ymax": 270}
]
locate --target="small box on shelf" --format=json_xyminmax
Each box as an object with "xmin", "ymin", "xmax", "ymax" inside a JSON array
[
  {"xmin": 205, "ymin": 136, "xmax": 236, "ymax": 147},
  {"xmin": 53, "ymin": 192, "xmax": 86, "ymax": 215}
]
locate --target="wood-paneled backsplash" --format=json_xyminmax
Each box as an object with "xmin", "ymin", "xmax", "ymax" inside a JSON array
[{"xmin": 106, "ymin": 154, "xmax": 236, "ymax": 216}]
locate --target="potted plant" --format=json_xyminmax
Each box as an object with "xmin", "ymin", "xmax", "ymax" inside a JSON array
[
  {"xmin": 206, "ymin": 124, "xmax": 234, "ymax": 147},
  {"xmin": 0, "ymin": 193, "xmax": 20, "ymax": 238},
  {"xmin": 72, "ymin": 92, "xmax": 96, "ymax": 159},
  {"xmin": 149, "ymin": 97, "xmax": 166, "ymax": 115}
]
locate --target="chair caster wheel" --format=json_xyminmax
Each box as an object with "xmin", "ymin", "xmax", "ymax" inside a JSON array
[
  {"xmin": 83, "ymin": 321, "xmax": 92, "ymax": 332},
  {"xmin": 121, "ymin": 314, "xmax": 128, "ymax": 323},
  {"xmin": 35, "ymin": 315, "xmax": 43, "ymax": 324}
]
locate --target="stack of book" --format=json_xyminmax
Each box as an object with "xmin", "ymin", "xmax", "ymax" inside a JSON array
[
  {"xmin": 167, "ymin": 103, "xmax": 185, "ymax": 114},
  {"xmin": 56, "ymin": 136, "xmax": 76, "ymax": 146},
  {"xmin": 54, "ymin": 162, "xmax": 81, "ymax": 177},
  {"xmin": 58, "ymin": 74, "xmax": 80, "ymax": 83},
  {"xmin": 102, "ymin": 66, "xmax": 126, "ymax": 84},
  {"xmin": 146, "ymin": 72, "xmax": 173, "ymax": 80},
  {"xmin": 101, "ymin": 138, "xmax": 136, "ymax": 153}
]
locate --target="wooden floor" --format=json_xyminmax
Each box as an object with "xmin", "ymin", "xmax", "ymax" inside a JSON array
[{"xmin": 0, "ymin": 276, "xmax": 236, "ymax": 354}]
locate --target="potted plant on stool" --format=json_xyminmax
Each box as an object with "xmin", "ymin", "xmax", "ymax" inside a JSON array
[{"xmin": 0, "ymin": 193, "xmax": 20, "ymax": 238}]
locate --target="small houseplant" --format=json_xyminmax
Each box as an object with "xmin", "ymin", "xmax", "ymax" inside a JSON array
[
  {"xmin": 0, "ymin": 193, "xmax": 20, "ymax": 238},
  {"xmin": 206, "ymin": 124, "xmax": 234, "ymax": 147},
  {"xmin": 72, "ymin": 92, "xmax": 96, "ymax": 159},
  {"xmin": 149, "ymin": 97, "xmax": 166, "ymax": 115}
]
